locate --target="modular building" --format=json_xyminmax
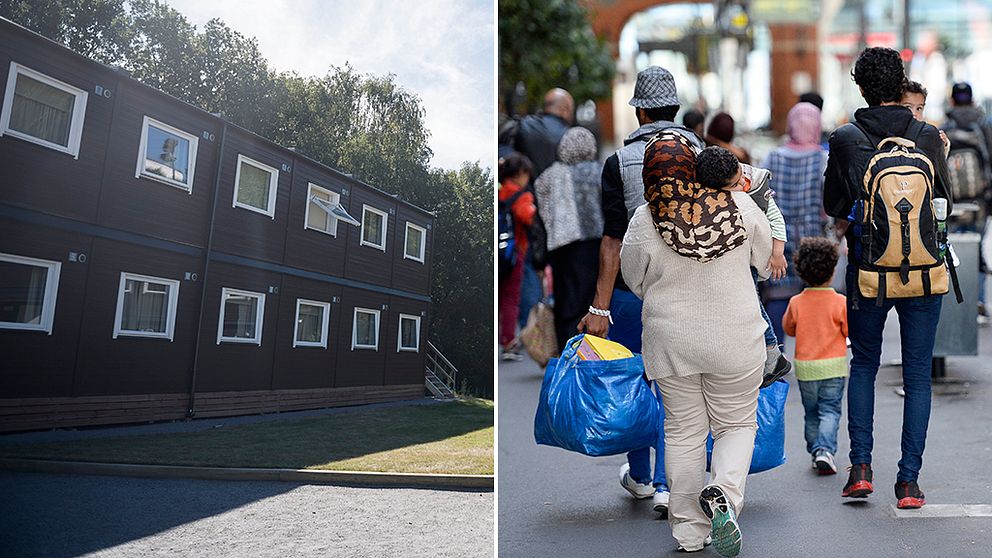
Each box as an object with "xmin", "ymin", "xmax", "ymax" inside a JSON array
[{"xmin": 0, "ymin": 18, "xmax": 439, "ymax": 432}]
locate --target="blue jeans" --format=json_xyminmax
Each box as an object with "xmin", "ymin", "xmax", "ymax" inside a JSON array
[
  {"xmin": 608, "ymin": 289, "xmax": 667, "ymax": 489},
  {"xmin": 846, "ymin": 264, "xmax": 943, "ymax": 483},
  {"xmin": 751, "ymin": 268, "xmax": 778, "ymax": 347},
  {"xmin": 518, "ymin": 248, "xmax": 541, "ymax": 329},
  {"xmin": 797, "ymin": 377, "xmax": 845, "ymax": 455}
]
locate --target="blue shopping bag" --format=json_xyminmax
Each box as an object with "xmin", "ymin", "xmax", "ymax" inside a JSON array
[
  {"xmin": 704, "ymin": 379, "xmax": 789, "ymax": 474},
  {"xmin": 534, "ymin": 335, "xmax": 660, "ymax": 457}
]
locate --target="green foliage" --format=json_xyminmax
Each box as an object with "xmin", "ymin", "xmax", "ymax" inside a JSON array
[
  {"xmin": 3, "ymin": 0, "xmax": 494, "ymax": 396},
  {"xmin": 498, "ymin": 0, "xmax": 615, "ymax": 114}
]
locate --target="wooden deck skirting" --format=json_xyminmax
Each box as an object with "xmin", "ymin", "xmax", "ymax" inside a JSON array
[{"xmin": 0, "ymin": 384, "xmax": 425, "ymax": 433}]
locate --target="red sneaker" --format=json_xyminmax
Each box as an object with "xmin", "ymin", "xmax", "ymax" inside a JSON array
[
  {"xmin": 895, "ymin": 480, "xmax": 926, "ymax": 509},
  {"xmin": 841, "ymin": 464, "xmax": 873, "ymax": 498}
]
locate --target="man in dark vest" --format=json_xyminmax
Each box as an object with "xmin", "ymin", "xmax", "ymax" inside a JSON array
[{"xmin": 823, "ymin": 46, "xmax": 951, "ymax": 510}]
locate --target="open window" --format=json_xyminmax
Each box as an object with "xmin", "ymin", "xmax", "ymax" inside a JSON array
[
  {"xmin": 113, "ymin": 272, "xmax": 180, "ymax": 340},
  {"xmin": 293, "ymin": 298, "xmax": 330, "ymax": 348},
  {"xmin": 360, "ymin": 204, "xmax": 388, "ymax": 251},
  {"xmin": 217, "ymin": 288, "xmax": 265, "ymax": 345},
  {"xmin": 0, "ymin": 253, "xmax": 61, "ymax": 334},
  {"xmin": 305, "ymin": 183, "xmax": 360, "ymax": 236},
  {"xmin": 397, "ymin": 313, "xmax": 421, "ymax": 352},
  {"xmin": 351, "ymin": 307, "xmax": 380, "ymax": 350},
  {"xmin": 233, "ymin": 154, "xmax": 279, "ymax": 218},
  {"xmin": 404, "ymin": 222, "xmax": 426, "ymax": 263},
  {"xmin": 0, "ymin": 62, "xmax": 88, "ymax": 158},
  {"xmin": 135, "ymin": 116, "xmax": 199, "ymax": 192}
]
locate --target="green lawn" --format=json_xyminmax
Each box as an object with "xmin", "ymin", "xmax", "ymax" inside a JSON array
[{"xmin": 0, "ymin": 399, "xmax": 493, "ymax": 475}]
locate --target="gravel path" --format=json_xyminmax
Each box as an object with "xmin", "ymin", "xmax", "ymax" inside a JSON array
[{"xmin": 0, "ymin": 472, "xmax": 492, "ymax": 558}]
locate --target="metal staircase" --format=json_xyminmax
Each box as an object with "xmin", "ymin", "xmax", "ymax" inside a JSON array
[{"xmin": 425, "ymin": 340, "xmax": 457, "ymax": 399}]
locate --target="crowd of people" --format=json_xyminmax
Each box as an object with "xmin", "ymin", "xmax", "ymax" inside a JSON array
[{"xmin": 498, "ymin": 45, "xmax": 992, "ymax": 556}]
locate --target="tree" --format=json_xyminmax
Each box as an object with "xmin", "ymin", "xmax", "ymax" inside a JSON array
[
  {"xmin": 0, "ymin": 0, "xmax": 133, "ymax": 63},
  {"xmin": 498, "ymin": 0, "xmax": 615, "ymax": 114}
]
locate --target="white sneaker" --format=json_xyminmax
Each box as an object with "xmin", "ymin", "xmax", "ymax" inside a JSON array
[
  {"xmin": 813, "ymin": 450, "xmax": 837, "ymax": 475},
  {"xmin": 619, "ymin": 463, "xmax": 654, "ymax": 499},
  {"xmin": 653, "ymin": 489, "xmax": 671, "ymax": 515}
]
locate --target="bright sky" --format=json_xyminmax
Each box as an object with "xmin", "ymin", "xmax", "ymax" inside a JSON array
[{"xmin": 165, "ymin": 0, "xmax": 494, "ymax": 170}]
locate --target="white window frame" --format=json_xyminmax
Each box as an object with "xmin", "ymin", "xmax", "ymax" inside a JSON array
[
  {"xmin": 232, "ymin": 154, "xmax": 279, "ymax": 218},
  {"xmin": 397, "ymin": 313, "xmax": 421, "ymax": 353},
  {"xmin": 134, "ymin": 115, "xmax": 199, "ymax": 193},
  {"xmin": 112, "ymin": 272, "xmax": 180, "ymax": 341},
  {"xmin": 216, "ymin": 287, "xmax": 266, "ymax": 345},
  {"xmin": 293, "ymin": 298, "xmax": 331, "ymax": 349},
  {"xmin": 0, "ymin": 253, "xmax": 61, "ymax": 334},
  {"xmin": 360, "ymin": 204, "xmax": 388, "ymax": 251},
  {"xmin": 0, "ymin": 62, "xmax": 88, "ymax": 158},
  {"xmin": 403, "ymin": 222, "xmax": 427, "ymax": 263},
  {"xmin": 304, "ymin": 182, "xmax": 341, "ymax": 237},
  {"xmin": 351, "ymin": 307, "xmax": 380, "ymax": 351}
]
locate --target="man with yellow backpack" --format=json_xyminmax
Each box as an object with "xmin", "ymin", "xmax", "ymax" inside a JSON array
[{"xmin": 823, "ymin": 47, "xmax": 956, "ymax": 510}]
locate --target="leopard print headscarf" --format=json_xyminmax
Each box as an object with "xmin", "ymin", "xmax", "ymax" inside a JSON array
[{"xmin": 642, "ymin": 130, "xmax": 747, "ymax": 262}]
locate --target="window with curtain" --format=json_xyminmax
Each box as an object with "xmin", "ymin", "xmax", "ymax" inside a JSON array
[
  {"xmin": 9, "ymin": 73, "xmax": 75, "ymax": 147},
  {"xmin": 0, "ymin": 260, "xmax": 48, "ymax": 325},
  {"xmin": 361, "ymin": 206, "xmax": 386, "ymax": 249},
  {"xmin": 120, "ymin": 279, "xmax": 169, "ymax": 333},
  {"xmin": 234, "ymin": 156, "xmax": 277, "ymax": 215},
  {"xmin": 353, "ymin": 308, "xmax": 379, "ymax": 349},
  {"xmin": 0, "ymin": 253, "xmax": 60, "ymax": 334},
  {"xmin": 306, "ymin": 184, "xmax": 340, "ymax": 236},
  {"xmin": 294, "ymin": 300, "xmax": 329, "ymax": 348},
  {"xmin": 404, "ymin": 223, "xmax": 425, "ymax": 262},
  {"xmin": 399, "ymin": 314, "xmax": 420, "ymax": 352},
  {"xmin": 217, "ymin": 288, "xmax": 265, "ymax": 344}
]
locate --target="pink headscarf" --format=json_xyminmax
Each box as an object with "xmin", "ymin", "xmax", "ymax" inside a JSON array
[{"xmin": 785, "ymin": 102, "xmax": 822, "ymax": 151}]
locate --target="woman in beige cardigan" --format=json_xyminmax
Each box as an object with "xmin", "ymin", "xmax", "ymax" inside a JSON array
[{"xmin": 620, "ymin": 132, "xmax": 772, "ymax": 556}]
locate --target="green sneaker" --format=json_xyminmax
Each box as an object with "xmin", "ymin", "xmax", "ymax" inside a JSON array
[{"xmin": 699, "ymin": 485, "xmax": 742, "ymax": 557}]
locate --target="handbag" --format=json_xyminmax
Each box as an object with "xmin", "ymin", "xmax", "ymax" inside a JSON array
[{"xmin": 519, "ymin": 300, "xmax": 556, "ymax": 367}]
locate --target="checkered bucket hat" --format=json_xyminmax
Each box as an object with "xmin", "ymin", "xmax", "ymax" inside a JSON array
[{"xmin": 629, "ymin": 66, "xmax": 679, "ymax": 109}]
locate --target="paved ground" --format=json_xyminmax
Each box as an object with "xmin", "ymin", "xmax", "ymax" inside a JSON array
[
  {"xmin": 499, "ymin": 292, "xmax": 992, "ymax": 556},
  {"xmin": 0, "ymin": 472, "xmax": 493, "ymax": 557}
]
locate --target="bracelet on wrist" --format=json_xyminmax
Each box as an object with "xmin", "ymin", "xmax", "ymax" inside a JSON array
[{"xmin": 588, "ymin": 305, "xmax": 613, "ymax": 325}]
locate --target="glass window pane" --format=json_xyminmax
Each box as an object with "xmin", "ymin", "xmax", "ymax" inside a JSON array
[
  {"xmin": 356, "ymin": 312, "xmax": 376, "ymax": 345},
  {"xmin": 307, "ymin": 189, "xmax": 330, "ymax": 231},
  {"xmin": 223, "ymin": 295, "xmax": 258, "ymax": 339},
  {"xmin": 237, "ymin": 162, "xmax": 272, "ymax": 211},
  {"xmin": 406, "ymin": 227, "xmax": 423, "ymax": 258},
  {"xmin": 297, "ymin": 303, "xmax": 324, "ymax": 343},
  {"xmin": 144, "ymin": 125, "xmax": 191, "ymax": 184},
  {"xmin": 120, "ymin": 279, "xmax": 169, "ymax": 333},
  {"xmin": 363, "ymin": 211, "xmax": 382, "ymax": 245},
  {"xmin": 0, "ymin": 261, "xmax": 48, "ymax": 324},
  {"xmin": 10, "ymin": 73, "xmax": 74, "ymax": 146},
  {"xmin": 401, "ymin": 318, "xmax": 418, "ymax": 348}
]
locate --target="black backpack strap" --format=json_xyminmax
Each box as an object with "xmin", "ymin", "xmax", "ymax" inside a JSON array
[{"xmin": 946, "ymin": 252, "xmax": 965, "ymax": 304}]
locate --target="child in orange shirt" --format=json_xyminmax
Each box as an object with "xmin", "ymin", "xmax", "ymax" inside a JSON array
[{"xmin": 783, "ymin": 237, "xmax": 848, "ymax": 475}]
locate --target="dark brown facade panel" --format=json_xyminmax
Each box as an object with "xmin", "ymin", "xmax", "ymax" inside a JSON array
[
  {"xmin": 71, "ymin": 238, "xmax": 203, "ymax": 396},
  {"xmin": 209, "ymin": 131, "xmax": 294, "ymax": 264},
  {"xmin": 270, "ymin": 274, "xmax": 343, "ymax": 390},
  {"xmin": 96, "ymin": 82, "xmax": 221, "ymax": 247},
  {"xmin": 0, "ymin": 223, "xmax": 90, "ymax": 398},
  {"xmin": 0, "ymin": 39, "xmax": 114, "ymax": 223},
  {"xmin": 191, "ymin": 384, "xmax": 424, "ymax": 419},
  {"xmin": 0, "ymin": 392, "xmax": 188, "ymax": 432},
  {"xmin": 383, "ymin": 296, "xmax": 429, "ymax": 387},
  {"xmin": 342, "ymin": 186, "xmax": 398, "ymax": 287},
  {"xmin": 334, "ymin": 286, "xmax": 390, "ymax": 387},
  {"xmin": 192, "ymin": 261, "xmax": 283, "ymax": 393},
  {"xmin": 389, "ymin": 205, "xmax": 432, "ymax": 295},
  {"xmin": 282, "ymin": 160, "xmax": 350, "ymax": 277}
]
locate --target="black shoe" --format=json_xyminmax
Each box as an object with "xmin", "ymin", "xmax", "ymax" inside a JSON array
[
  {"xmin": 760, "ymin": 354, "xmax": 791, "ymax": 388},
  {"xmin": 895, "ymin": 480, "xmax": 926, "ymax": 509},
  {"xmin": 841, "ymin": 463, "xmax": 873, "ymax": 498}
]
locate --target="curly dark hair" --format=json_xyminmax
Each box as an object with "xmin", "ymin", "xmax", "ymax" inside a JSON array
[
  {"xmin": 498, "ymin": 152, "xmax": 533, "ymax": 183},
  {"xmin": 695, "ymin": 146, "xmax": 740, "ymax": 189},
  {"xmin": 852, "ymin": 47, "xmax": 907, "ymax": 106},
  {"xmin": 903, "ymin": 80, "xmax": 928, "ymax": 99},
  {"xmin": 795, "ymin": 237, "xmax": 839, "ymax": 287}
]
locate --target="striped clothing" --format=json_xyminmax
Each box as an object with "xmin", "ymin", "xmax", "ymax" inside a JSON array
[{"xmin": 782, "ymin": 287, "xmax": 848, "ymax": 381}]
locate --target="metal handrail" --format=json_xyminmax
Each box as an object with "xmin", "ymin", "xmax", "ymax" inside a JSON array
[{"xmin": 425, "ymin": 340, "xmax": 458, "ymax": 395}]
